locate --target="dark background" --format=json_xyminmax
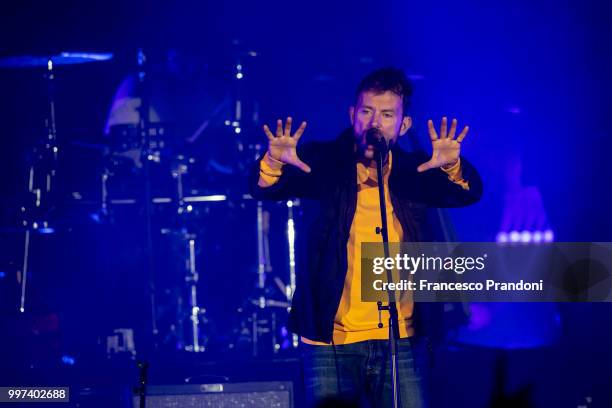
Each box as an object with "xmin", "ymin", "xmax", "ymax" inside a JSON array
[{"xmin": 1, "ymin": 1, "xmax": 611, "ymax": 407}]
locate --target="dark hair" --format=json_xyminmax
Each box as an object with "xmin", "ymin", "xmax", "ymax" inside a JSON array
[{"xmin": 355, "ymin": 67, "xmax": 413, "ymax": 115}]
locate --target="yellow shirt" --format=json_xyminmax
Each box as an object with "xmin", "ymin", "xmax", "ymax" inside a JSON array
[{"xmin": 258, "ymin": 151, "xmax": 467, "ymax": 345}]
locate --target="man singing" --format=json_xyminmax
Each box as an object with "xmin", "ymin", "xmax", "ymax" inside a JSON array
[{"xmin": 249, "ymin": 68, "xmax": 482, "ymax": 407}]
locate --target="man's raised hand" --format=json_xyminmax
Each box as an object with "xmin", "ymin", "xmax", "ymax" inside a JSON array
[
  {"xmin": 417, "ymin": 117, "xmax": 469, "ymax": 172},
  {"xmin": 263, "ymin": 117, "xmax": 311, "ymax": 173}
]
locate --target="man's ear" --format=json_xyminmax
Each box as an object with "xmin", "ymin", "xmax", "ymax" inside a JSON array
[
  {"xmin": 349, "ymin": 106, "xmax": 355, "ymax": 125},
  {"xmin": 399, "ymin": 116, "xmax": 412, "ymax": 136}
]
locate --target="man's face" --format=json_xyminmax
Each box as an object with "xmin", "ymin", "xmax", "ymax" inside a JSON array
[{"xmin": 350, "ymin": 90, "xmax": 412, "ymax": 159}]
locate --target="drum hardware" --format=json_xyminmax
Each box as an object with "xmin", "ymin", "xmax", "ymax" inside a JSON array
[
  {"xmin": 106, "ymin": 328, "xmax": 137, "ymax": 357},
  {"xmin": 134, "ymin": 47, "xmax": 160, "ymax": 341},
  {"xmin": 19, "ymin": 59, "xmax": 60, "ymax": 313},
  {"xmin": 101, "ymin": 195, "xmax": 228, "ymax": 207},
  {"xmin": 171, "ymin": 154, "xmax": 195, "ymax": 215},
  {"xmin": 0, "ymin": 52, "xmax": 113, "ymax": 69},
  {"xmin": 159, "ymin": 228, "xmax": 207, "ymax": 353},
  {"xmin": 107, "ymin": 123, "xmax": 171, "ymax": 162},
  {"xmin": 101, "ymin": 169, "xmax": 110, "ymax": 218},
  {"xmin": 7, "ymin": 47, "xmax": 305, "ymax": 358},
  {"xmin": 193, "ymin": 46, "xmax": 300, "ymax": 354},
  {"xmin": 105, "ymin": 50, "xmax": 279, "ymax": 354},
  {"xmin": 285, "ymin": 200, "xmax": 299, "ymax": 348},
  {"xmin": 229, "ymin": 197, "xmax": 300, "ymax": 356},
  {"xmin": 159, "ymin": 152, "xmax": 212, "ymax": 352},
  {"xmin": 184, "ymin": 235, "xmax": 205, "ymax": 352},
  {"xmin": 1, "ymin": 51, "xmax": 114, "ymax": 313}
]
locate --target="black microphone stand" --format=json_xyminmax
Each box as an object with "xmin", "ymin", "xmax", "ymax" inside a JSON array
[{"xmin": 372, "ymin": 139, "xmax": 402, "ymax": 408}]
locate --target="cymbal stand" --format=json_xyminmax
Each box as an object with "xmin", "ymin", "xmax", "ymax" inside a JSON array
[
  {"xmin": 136, "ymin": 48, "xmax": 159, "ymax": 341},
  {"xmin": 285, "ymin": 200, "xmax": 299, "ymax": 348},
  {"xmin": 256, "ymin": 201, "xmax": 273, "ymax": 306},
  {"xmin": 171, "ymin": 159, "xmax": 205, "ymax": 352},
  {"xmin": 184, "ymin": 232, "xmax": 204, "ymax": 352},
  {"xmin": 19, "ymin": 58, "xmax": 59, "ymax": 313}
]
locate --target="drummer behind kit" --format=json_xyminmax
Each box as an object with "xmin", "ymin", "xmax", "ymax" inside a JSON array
[{"xmin": 5, "ymin": 49, "xmax": 299, "ymax": 357}]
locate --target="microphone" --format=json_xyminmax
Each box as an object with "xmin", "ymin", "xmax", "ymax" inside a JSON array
[{"xmin": 365, "ymin": 128, "xmax": 389, "ymax": 157}]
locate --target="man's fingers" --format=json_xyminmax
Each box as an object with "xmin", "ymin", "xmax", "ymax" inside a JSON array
[
  {"xmin": 417, "ymin": 161, "xmax": 432, "ymax": 173},
  {"xmin": 293, "ymin": 121, "xmax": 307, "ymax": 140},
  {"xmin": 440, "ymin": 117, "xmax": 448, "ymax": 139},
  {"xmin": 456, "ymin": 125, "xmax": 470, "ymax": 143},
  {"xmin": 448, "ymin": 118, "xmax": 457, "ymax": 140},
  {"xmin": 263, "ymin": 124, "xmax": 275, "ymax": 141},
  {"xmin": 275, "ymin": 119, "xmax": 283, "ymax": 137},
  {"xmin": 284, "ymin": 116, "xmax": 292, "ymax": 136},
  {"xmin": 427, "ymin": 120, "xmax": 438, "ymax": 141},
  {"xmin": 295, "ymin": 158, "xmax": 312, "ymax": 173}
]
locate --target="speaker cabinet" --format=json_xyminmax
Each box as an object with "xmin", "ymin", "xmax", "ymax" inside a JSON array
[{"xmin": 133, "ymin": 381, "xmax": 293, "ymax": 408}]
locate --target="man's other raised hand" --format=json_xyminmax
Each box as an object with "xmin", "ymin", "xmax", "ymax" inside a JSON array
[{"xmin": 263, "ymin": 117, "xmax": 311, "ymax": 173}]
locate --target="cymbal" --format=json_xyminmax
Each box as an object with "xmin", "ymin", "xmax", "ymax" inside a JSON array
[{"xmin": 0, "ymin": 52, "xmax": 113, "ymax": 68}]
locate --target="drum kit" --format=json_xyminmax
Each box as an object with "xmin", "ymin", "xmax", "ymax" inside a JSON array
[{"xmin": 2, "ymin": 49, "xmax": 299, "ymax": 357}]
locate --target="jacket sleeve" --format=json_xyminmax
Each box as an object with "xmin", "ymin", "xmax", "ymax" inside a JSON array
[
  {"xmin": 407, "ymin": 152, "xmax": 483, "ymax": 208},
  {"xmin": 247, "ymin": 142, "xmax": 323, "ymax": 201}
]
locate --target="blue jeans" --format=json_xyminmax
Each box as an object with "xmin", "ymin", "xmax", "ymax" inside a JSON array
[{"xmin": 301, "ymin": 337, "xmax": 430, "ymax": 408}]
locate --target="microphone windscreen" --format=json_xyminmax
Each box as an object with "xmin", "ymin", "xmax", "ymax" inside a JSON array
[{"xmin": 366, "ymin": 128, "xmax": 388, "ymax": 153}]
